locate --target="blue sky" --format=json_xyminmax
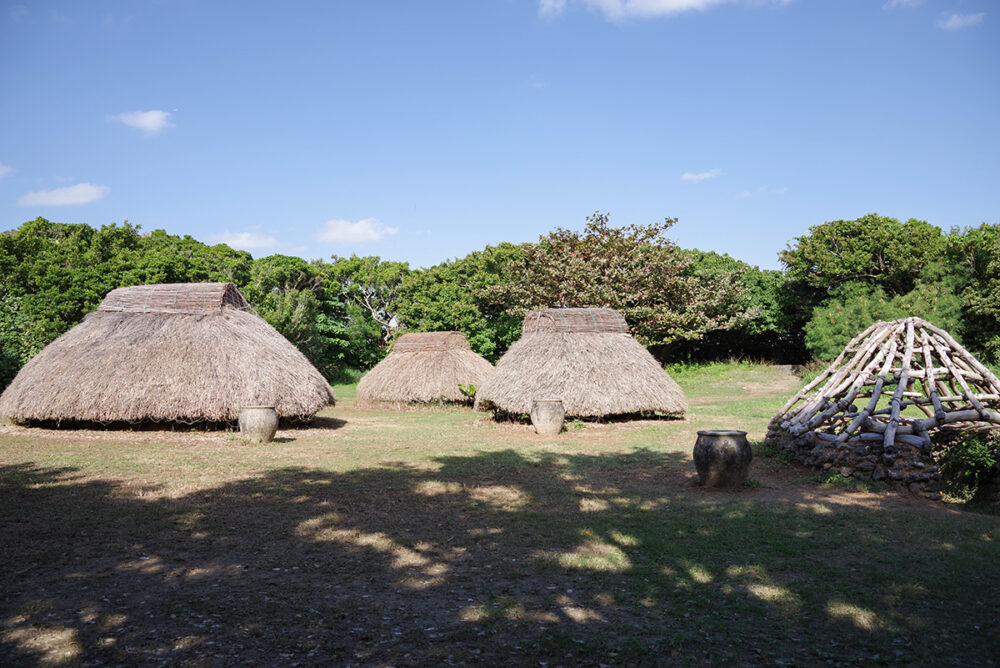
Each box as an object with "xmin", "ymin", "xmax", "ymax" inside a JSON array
[{"xmin": 1, "ymin": 0, "xmax": 997, "ymax": 270}]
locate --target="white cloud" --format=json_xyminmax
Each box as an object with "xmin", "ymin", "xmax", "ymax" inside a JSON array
[
  {"xmin": 682, "ymin": 168, "xmax": 722, "ymax": 182},
  {"xmin": 937, "ymin": 12, "xmax": 985, "ymax": 31},
  {"xmin": 883, "ymin": 0, "xmax": 921, "ymax": 8},
  {"xmin": 316, "ymin": 218, "xmax": 399, "ymax": 244},
  {"xmin": 736, "ymin": 185, "xmax": 787, "ymax": 198},
  {"xmin": 110, "ymin": 110, "xmax": 174, "ymax": 135},
  {"xmin": 206, "ymin": 230, "xmax": 278, "ymax": 250},
  {"xmin": 539, "ymin": 0, "xmax": 567, "ymax": 17},
  {"xmin": 9, "ymin": 5, "xmax": 29, "ymax": 24},
  {"xmin": 18, "ymin": 183, "xmax": 109, "ymax": 207},
  {"xmin": 0, "ymin": 163, "xmax": 13, "ymax": 180},
  {"xmin": 542, "ymin": 0, "xmax": 790, "ymax": 21}
]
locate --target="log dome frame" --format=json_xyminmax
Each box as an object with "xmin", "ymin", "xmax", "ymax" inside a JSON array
[{"xmin": 769, "ymin": 317, "xmax": 1000, "ymax": 454}]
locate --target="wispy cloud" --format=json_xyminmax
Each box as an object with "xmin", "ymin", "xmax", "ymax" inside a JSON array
[
  {"xmin": 937, "ymin": 12, "xmax": 985, "ymax": 31},
  {"xmin": 0, "ymin": 163, "xmax": 14, "ymax": 180},
  {"xmin": 18, "ymin": 183, "xmax": 109, "ymax": 207},
  {"xmin": 737, "ymin": 185, "xmax": 788, "ymax": 198},
  {"xmin": 109, "ymin": 110, "xmax": 174, "ymax": 135},
  {"xmin": 206, "ymin": 229, "xmax": 278, "ymax": 250},
  {"xmin": 883, "ymin": 0, "xmax": 921, "ymax": 8},
  {"xmin": 541, "ymin": 0, "xmax": 789, "ymax": 21},
  {"xmin": 682, "ymin": 168, "xmax": 722, "ymax": 182},
  {"xmin": 316, "ymin": 218, "xmax": 399, "ymax": 244},
  {"xmin": 539, "ymin": 0, "xmax": 568, "ymax": 17},
  {"xmin": 9, "ymin": 5, "xmax": 29, "ymax": 24}
]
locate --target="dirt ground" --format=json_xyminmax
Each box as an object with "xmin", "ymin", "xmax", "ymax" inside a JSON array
[{"xmin": 2, "ymin": 367, "xmax": 998, "ymax": 666}]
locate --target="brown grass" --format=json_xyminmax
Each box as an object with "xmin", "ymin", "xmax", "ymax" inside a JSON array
[{"xmin": 1, "ymin": 364, "xmax": 997, "ymax": 666}]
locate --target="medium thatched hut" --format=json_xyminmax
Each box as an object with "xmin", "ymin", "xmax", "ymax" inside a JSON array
[
  {"xmin": 356, "ymin": 331, "xmax": 493, "ymax": 407},
  {"xmin": 474, "ymin": 308, "xmax": 686, "ymax": 418},
  {"xmin": 0, "ymin": 283, "xmax": 335, "ymax": 424}
]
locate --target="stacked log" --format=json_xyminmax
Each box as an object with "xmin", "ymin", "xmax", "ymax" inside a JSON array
[{"xmin": 765, "ymin": 317, "xmax": 1000, "ymax": 499}]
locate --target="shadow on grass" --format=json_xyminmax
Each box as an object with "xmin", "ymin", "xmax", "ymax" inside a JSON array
[{"xmin": 1, "ymin": 451, "xmax": 998, "ymax": 666}]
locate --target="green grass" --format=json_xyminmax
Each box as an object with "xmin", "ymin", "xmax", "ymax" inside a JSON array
[{"xmin": 1, "ymin": 362, "xmax": 997, "ymax": 666}]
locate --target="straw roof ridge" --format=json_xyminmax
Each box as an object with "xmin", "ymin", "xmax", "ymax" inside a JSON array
[
  {"xmin": 522, "ymin": 308, "xmax": 629, "ymax": 334},
  {"xmin": 0, "ymin": 283, "xmax": 334, "ymax": 424},
  {"xmin": 392, "ymin": 331, "xmax": 471, "ymax": 354},
  {"xmin": 475, "ymin": 308, "xmax": 685, "ymax": 419},
  {"xmin": 99, "ymin": 282, "xmax": 248, "ymax": 315},
  {"xmin": 357, "ymin": 330, "xmax": 493, "ymax": 407}
]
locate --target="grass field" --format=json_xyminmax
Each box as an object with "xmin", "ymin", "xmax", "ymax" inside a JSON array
[{"xmin": 2, "ymin": 363, "xmax": 998, "ymax": 666}]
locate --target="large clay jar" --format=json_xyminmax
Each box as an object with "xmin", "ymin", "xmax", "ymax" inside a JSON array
[
  {"xmin": 239, "ymin": 406, "xmax": 279, "ymax": 443},
  {"xmin": 693, "ymin": 430, "xmax": 751, "ymax": 488},
  {"xmin": 530, "ymin": 400, "xmax": 565, "ymax": 436}
]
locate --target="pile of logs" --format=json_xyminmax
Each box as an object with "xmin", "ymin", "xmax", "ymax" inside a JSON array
[{"xmin": 765, "ymin": 317, "xmax": 1000, "ymax": 499}]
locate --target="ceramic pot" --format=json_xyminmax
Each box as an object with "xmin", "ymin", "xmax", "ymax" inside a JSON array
[
  {"xmin": 530, "ymin": 400, "xmax": 565, "ymax": 436},
  {"xmin": 239, "ymin": 406, "xmax": 278, "ymax": 443},
  {"xmin": 693, "ymin": 430, "xmax": 751, "ymax": 487}
]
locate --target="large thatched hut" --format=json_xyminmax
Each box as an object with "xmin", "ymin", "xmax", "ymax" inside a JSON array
[
  {"xmin": 474, "ymin": 308, "xmax": 686, "ymax": 418},
  {"xmin": 0, "ymin": 282, "xmax": 335, "ymax": 424},
  {"xmin": 356, "ymin": 331, "xmax": 493, "ymax": 407}
]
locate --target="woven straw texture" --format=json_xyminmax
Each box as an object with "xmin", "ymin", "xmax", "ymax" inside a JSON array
[
  {"xmin": 392, "ymin": 331, "xmax": 472, "ymax": 354},
  {"xmin": 522, "ymin": 308, "xmax": 629, "ymax": 334},
  {"xmin": 475, "ymin": 309, "xmax": 685, "ymax": 418},
  {"xmin": 0, "ymin": 283, "xmax": 334, "ymax": 424},
  {"xmin": 100, "ymin": 282, "xmax": 248, "ymax": 315},
  {"xmin": 357, "ymin": 331, "xmax": 493, "ymax": 407}
]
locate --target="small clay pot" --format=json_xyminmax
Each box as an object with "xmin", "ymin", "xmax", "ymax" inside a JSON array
[
  {"xmin": 239, "ymin": 406, "xmax": 278, "ymax": 443},
  {"xmin": 693, "ymin": 430, "xmax": 751, "ymax": 488},
  {"xmin": 530, "ymin": 400, "xmax": 565, "ymax": 436}
]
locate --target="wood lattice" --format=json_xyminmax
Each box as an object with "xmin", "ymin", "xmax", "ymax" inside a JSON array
[{"xmin": 767, "ymin": 317, "xmax": 1000, "ymax": 470}]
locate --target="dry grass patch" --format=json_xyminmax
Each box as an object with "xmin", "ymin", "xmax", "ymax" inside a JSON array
[{"xmin": 1, "ymin": 364, "xmax": 998, "ymax": 666}]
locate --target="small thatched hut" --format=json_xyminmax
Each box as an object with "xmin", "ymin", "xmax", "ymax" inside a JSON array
[
  {"xmin": 474, "ymin": 308, "xmax": 686, "ymax": 419},
  {"xmin": 356, "ymin": 331, "xmax": 494, "ymax": 407},
  {"xmin": 0, "ymin": 283, "xmax": 335, "ymax": 424}
]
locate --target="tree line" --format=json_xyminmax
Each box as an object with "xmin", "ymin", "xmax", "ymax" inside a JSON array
[{"xmin": 1, "ymin": 213, "xmax": 998, "ymax": 389}]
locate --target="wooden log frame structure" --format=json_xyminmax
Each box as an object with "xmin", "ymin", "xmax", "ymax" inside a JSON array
[{"xmin": 765, "ymin": 317, "xmax": 1000, "ymax": 498}]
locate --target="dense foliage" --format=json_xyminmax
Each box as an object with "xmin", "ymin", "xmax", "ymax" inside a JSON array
[{"xmin": 1, "ymin": 212, "xmax": 998, "ymax": 390}]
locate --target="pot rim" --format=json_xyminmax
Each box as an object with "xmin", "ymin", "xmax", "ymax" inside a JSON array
[{"xmin": 697, "ymin": 429, "xmax": 747, "ymax": 437}]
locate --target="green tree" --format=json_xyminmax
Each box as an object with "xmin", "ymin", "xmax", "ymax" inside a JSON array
[
  {"xmin": 678, "ymin": 250, "xmax": 803, "ymax": 361},
  {"xmin": 780, "ymin": 213, "xmax": 944, "ymax": 297},
  {"xmin": 803, "ymin": 275, "xmax": 963, "ymax": 360},
  {"xmin": 242, "ymin": 255, "xmax": 354, "ymax": 380},
  {"xmin": 325, "ymin": 255, "xmax": 410, "ymax": 366},
  {"xmin": 397, "ymin": 244, "xmax": 523, "ymax": 362},
  {"xmin": 0, "ymin": 218, "xmax": 145, "ymax": 359},
  {"xmin": 488, "ymin": 213, "xmax": 752, "ymax": 353},
  {"xmin": 945, "ymin": 223, "xmax": 1000, "ymax": 362}
]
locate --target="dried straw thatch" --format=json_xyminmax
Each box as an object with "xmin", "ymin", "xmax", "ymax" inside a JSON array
[
  {"xmin": 356, "ymin": 331, "xmax": 494, "ymax": 407},
  {"xmin": 474, "ymin": 308, "xmax": 686, "ymax": 418},
  {"xmin": 0, "ymin": 283, "xmax": 335, "ymax": 424}
]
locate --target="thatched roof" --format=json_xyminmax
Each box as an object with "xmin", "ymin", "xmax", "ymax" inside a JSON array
[
  {"xmin": 356, "ymin": 331, "xmax": 494, "ymax": 407},
  {"xmin": 474, "ymin": 308, "xmax": 686, "ymax": 418},
  {"xmin": 0, "ymin": 283, "xmax": 335, "ymax": 424}
]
